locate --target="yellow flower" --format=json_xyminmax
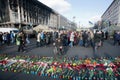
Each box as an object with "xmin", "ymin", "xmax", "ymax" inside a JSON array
[{"xmin": 73, "ymin": 63, "xmax": 77, "ymax": 66}]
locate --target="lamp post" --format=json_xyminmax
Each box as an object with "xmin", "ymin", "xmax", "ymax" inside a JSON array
[
  {"xmin": 72, "ymin": 16, "xmax": 76, "ymax": 30},
  {"xmin": 79, "ymin": 21, "xmax": 80, "ymax": 28}
]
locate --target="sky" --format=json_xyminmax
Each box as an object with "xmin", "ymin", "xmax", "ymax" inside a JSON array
[{"xmin": 38, "ymin": 0, "xmax": 113, "ymax": 27}]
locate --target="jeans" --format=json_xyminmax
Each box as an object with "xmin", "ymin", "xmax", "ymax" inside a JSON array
[
  {"xmin": 36, "ymin": 41, "xmax": 41, "ymax": 47},
  {"xmin": 69, "ymin": 41, "xmax": 73, "ymax": 47}
]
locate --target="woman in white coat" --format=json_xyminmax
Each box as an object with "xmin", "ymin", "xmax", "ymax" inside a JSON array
[
  {"xmin": 36, "ymin": 31, "xmax": 41, "ymax": 47},
  {"xmin": 69, "ymin": 32, "xmax": 74, "ymax": 47}
]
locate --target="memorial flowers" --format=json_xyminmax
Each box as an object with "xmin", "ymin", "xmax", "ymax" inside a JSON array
[{"xmin": 0, "ymin": 54, "xmax": 120, "ymax": 79}]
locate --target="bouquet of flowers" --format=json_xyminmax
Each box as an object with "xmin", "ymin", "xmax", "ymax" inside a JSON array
[{"xmin": 0, "ymin": 55, "xmax": 120, "ymax": 79}]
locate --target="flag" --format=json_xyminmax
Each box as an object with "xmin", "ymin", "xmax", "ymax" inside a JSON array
[{"xmin": 89, "ymin": 21, "xmax": 93, "ymax": 25}]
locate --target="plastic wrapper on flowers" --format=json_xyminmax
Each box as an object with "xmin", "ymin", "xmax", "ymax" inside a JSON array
[{"xmin": 0, "ymin": 54, "xmax": 120, "ymax": 79}]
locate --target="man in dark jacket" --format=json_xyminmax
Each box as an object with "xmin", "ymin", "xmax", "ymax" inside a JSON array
[
  {"xmin": 93, "ymin": 30, "xmax": 102, "ymax": 53},
  {"xmin": 105, "ymin": 31, "xmax": 109, "ymax": 40},
  {"xmin": 0, "ymin": 32, "xmax": 3, "ymax": 45},
  {"xmin": 16, "ymin": 31, "xmax": 25, "ymax": 52},
  {"xmin": 94, "ymin": 31, "xmax": 102, "ymax": 43},
  {"xmin": 113, "ymin": 31, "xmax": 117, "ymax": 45}
]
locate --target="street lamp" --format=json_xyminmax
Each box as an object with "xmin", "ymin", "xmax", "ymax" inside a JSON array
[{"xmin": 79, "ymin": 21, "xmax": 80, "ymax": 28}]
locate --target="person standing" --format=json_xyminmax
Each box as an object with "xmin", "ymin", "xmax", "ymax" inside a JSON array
[
  {"xmin": 78, "ymin": 32, "xmax": 83, "ymax": 46},
  {"xmin": 82, "ymin": 31, "xmax": 88, "ymax": 47},
  {"xmin": 117, "ymin": 31, "xmax": 120, "ymax": 45},
  {"xmin": 6, "ymin": 32, "xmax": 11, "ymax": 46},
  {"xmin": 40, "ymin": 31, "xmax": 44, "ymax": 46},
  {"xmin": 10, "ymin": 31, "xmax": 14, "ymax": 44},
  {"xmin": 69, "ymin": 32, "xmax": 74, "ymax": 47},
  {"xmin": 0, "ymin": 32, "xmax": 3, "ymax": 45},
  {"xmin": 93, "ymin": 30, "xmax": 102, "ymax": 53},
  {"xmin": 105, "ymin": 31, "xmax": 109, "ymax": 40},
  {"xmin": 16, "ymin": 31, "xmax": 24, "ymax": 52},
  {"xmin": 36, "ymin": 31, "xmax": 41, "ymax": 47},
  {"xmin": 113, "ymin": 31, "xmax": 117, "ymax": 45}
]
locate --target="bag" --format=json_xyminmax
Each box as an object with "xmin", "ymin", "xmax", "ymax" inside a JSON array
[
  {"xmin": 16, "ymin": 36, "xmax": 20, "ymax": 45},
  {"xmin": 16, "ymin": 39, "xmax": 20, "ymax": 45}
]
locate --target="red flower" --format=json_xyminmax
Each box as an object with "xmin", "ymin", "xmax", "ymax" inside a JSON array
[
  {"xmin": 69, "ymin": 77, "xmax": 72, "ymax": 80},
  {"xmin": 38, "ymin": 72, "xmax": 41, "ymax": 76},
  {"xmin": 94, "ymin": 72, "xmax": 97, "ymax": 75},
  {"xmin": 0, "ymin": 60, "xmax": 8, "ymax": 65},
  {"xmin": 60, "ymin": 75, "xmax": 63, "ymax": 78},
  {"xmin": 115, "ymin": 73, "xmax": 119, "ymax": 76},
  {"xmin": 48, "ymin": 73, "xmax": 51, "ymax": 77}
]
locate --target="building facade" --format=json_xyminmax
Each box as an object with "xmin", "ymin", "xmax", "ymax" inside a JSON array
[
  {"xmin": 58, "ymin": 14, "xmax": 77, "ymax": 30},
  {"xmin": 0, "ymin": 0, "xmax": 59, "ymax": 29},
  {"xmin": 58, "ymin": 14, "xmax": 70, "ymax": 30},
  {"xmin": 101, "ymin": 0, "xmax": 120, "ymax": 27},
  {"xmin": 0, "ymin": 0, "xmax": 76, "ymax": 31}
]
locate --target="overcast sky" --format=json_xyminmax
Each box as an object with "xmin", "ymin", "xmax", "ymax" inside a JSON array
[{"xmin": 38, "ymin": 0, "xmax": 113, "ymax": 27}]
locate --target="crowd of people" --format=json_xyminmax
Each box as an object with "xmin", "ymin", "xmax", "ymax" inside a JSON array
[
  {"xmin": 0, "ymin": 31, "xmax": 28, "ymax": 52},
  {"xmin": 0, "ymin": 31, "xmax": 16, "ymax": 46},
  {"xmin": 36, "ymin": 30, "xmax": 109, "ymax": 54},
  {"xmin": 0, "ymin": 29, "xmax": 120, "ymax": 54}
]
